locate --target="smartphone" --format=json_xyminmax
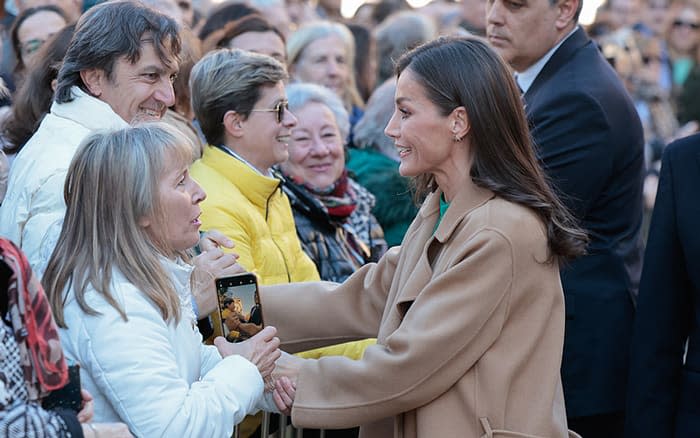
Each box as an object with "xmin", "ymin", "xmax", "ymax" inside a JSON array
[
  {"xmin": 42, "ymin": 364, "xmax": 82, "ymax": 413},
  {"xmin": 216, "ymin": 273, "xmax": 263, "ymax": 343}
]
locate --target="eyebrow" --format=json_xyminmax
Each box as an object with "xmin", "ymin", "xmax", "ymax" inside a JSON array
[{"xmin": 395, "ymin": 97, "xmax": 410, "ymax": 105}]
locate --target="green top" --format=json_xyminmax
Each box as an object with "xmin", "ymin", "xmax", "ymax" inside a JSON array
[{"xmin": 434, "ymin": 194, "xmax": 451, "ymax": 233}]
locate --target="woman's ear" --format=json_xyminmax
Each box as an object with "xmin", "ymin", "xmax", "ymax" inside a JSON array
[
  {"xmin": 223, "ymin": 110, "xmax": 245, "ymax": 138},
  {"xmin": 450, "ymin": 106, "xmax": 470, "ymax": 142}
]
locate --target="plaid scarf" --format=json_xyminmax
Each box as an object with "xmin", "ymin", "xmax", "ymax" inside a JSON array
[
  {"xmin": 298, "ymin": 170, "xmax": 357, "ymax": 220},
  {"xmin": 1, "ymin": 238, "xmax": 67, "ymax": 400}
]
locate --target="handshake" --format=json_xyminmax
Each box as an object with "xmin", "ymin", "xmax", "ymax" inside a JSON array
[{"xmin": 214, "ymin": 326, "xmax": 299, "ymax": 415}]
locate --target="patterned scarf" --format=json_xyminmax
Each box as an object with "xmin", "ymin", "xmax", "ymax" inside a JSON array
[
  {"xmin": 0, "ymin": 238, "xmax": 67, "ymax": 400},
  {"xmin": 297, "ymin": 170, "xmax": 357, "ymax": 220}
]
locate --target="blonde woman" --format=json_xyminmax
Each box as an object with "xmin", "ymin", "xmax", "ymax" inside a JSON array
[
  {"xmin": 43, "ymin": 123, "xmax": 284, "ymax": 437},
  {"xmin": 287, "ymin": 21, "xmax": 365, "ymax": 129}
]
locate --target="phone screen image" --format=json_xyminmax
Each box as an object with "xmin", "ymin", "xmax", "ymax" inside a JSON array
[{"xmin": 216, "ymin": 274, "xmax": 263, "ymax": 343}]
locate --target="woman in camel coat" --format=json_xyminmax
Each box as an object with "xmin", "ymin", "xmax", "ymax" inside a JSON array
[{"xmin": 266, "ymin": 37, "xmax": 587, "ymax": 438}]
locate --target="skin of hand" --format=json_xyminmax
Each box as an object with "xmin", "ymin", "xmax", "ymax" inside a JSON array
[
  {"xmin": 198, "ymin": 230, "xmax": 234, "ymax": 252},
  {"xmin": 272, "ymin": 350, "xmax": 304, "ymax": 387},
  {"xmin": 273, "ymin": 376, "xmax": 296, "ymax": 415},
  {"xmin": 191, "ymin": 232, "xmax": 245, "ymax": 318},
  {"xmin": 77, "ymin": 389, "xmax": 94, "ymax": 423},
  {"xmin": 214, "ymin": 326, "xmax": 281, "ymax": 379},
  {"xmin": 81, "ymin": 422, "xmax": 134, "ymax": 438}
]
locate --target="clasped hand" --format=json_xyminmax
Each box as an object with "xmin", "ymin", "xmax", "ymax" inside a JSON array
[
  {"xmin": 270, "ymin": 351, "xmax": 302, "ymax": 415},
  {"xmin": 214, "ymin": 329, "xmax": 301, "ymax": 415},
  {"xmin": 214, "ymin": 326, "xmax": 281, "ymax": 379}
]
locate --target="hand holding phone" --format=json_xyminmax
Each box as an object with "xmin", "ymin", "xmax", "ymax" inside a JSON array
[{"xmin": 214, "ymin": 326, "xmax": 280, "ymax": 379}]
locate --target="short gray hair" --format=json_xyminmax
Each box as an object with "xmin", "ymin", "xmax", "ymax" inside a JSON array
[
  {"xmin": 287, "ymin": 82, "xmax": 350, "ymax": 143},
  {"xmin": 189, "ymin": 48, "xmax": 288, "ymax": 145},
  {"xmin": 55, "ymin": 0, "xmax": 181, "ymax": 104},
  {"xmin": 374, "ymin": 11, "xmax": 437, "ymax": 84},
  {"xmin": 352, "ymin": 78, "xmax": 398, "ymax": 160}
]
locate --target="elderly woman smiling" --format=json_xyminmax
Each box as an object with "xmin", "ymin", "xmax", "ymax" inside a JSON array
[{"xmin": 279, "ymin": 83, "xmax": 386, "ymax": 283}]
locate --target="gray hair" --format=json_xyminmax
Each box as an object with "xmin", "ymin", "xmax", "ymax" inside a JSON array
[
  {"xmin": 44, "ymin": 122, "xmax": 194, "ymax": 327},
  {"xmin": 55, "ymin": 0, "xmax": 181, "ymax": 104},
  {"xmin": 352, "ymin": 78, "xmax": 398, "ymax": 160},
  {"xmin": 248, "ymin": 0, "xmax": 284, "ymax": 8},
  {"xmin": 287, "ymin": 82, "xmax": 350, "ymax": 143},
  {"xmin": 189, "ymin": 48, "xmax": 288, "ymax": 146},
  {"xmin": 287, "ymin": 20, "xmax": 364, "ymax": 109},
  {"xmin": 374, "ymin": 11, "xmax": 437, "ymax": 84}
]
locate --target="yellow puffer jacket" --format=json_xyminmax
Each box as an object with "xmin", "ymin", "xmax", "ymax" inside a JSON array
[{"xmin": 191, "ymin": 146, "xmax": 319, "ymax": 285}]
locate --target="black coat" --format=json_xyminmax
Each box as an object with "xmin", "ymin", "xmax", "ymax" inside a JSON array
[
  {"xmin": 625, "ymin": 134, "xmax": 700, "ymax": 437},
  {"xmin": 524, "ymin": 26, "xmax": 645, "ymax": 417}
]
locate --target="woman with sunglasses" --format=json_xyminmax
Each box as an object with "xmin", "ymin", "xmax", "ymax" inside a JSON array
[
  {"xmin": 665, "ymin": 0, "xmax": 700, "ymax": 91},
  {"xmin": 190, "ymin": 49, "xmax": 319, "ymax": 289}
]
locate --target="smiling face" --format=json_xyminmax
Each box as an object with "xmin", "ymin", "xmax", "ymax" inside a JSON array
[
  {"xmin": 292, "ymin": 34, "xmax": 350, "ymax": 97},
  {"xmin": 148, "ymin": 149, "xmax": 206, "ymax": 254},
  {"xmin": 84, "ymin": 40, "xmax": 178, "ymax": 123},
  {"xmin": 486, "ymin": 0, "xmax": 573, "ymax": 72},
  {"xmin": 384, "ymin": 69, "xmax": 463, "ymax": 180},
  {"xmin": 238, "ymin": 81, "xmax": 298, "ymax": 172},
  {"xmin": 280, "ymin": 102, "xmax": 345, "ymax": 189}
]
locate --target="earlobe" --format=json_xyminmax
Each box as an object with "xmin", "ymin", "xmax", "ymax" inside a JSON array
[{"xmin": 80, "ymin": 69, "xmax": 105, "ymax": 97}]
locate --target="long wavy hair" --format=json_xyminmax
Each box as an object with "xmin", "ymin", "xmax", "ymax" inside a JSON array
[
  {"xmin": 43, "ymin": 123, "xmax": 195, "ymax": 327},
  {"xmin": 396, "ymin": 36, "xmax": 588, "ymax": 262}
]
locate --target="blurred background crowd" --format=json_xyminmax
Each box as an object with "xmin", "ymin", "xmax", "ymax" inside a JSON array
[
  {"xmin": 1, "ymin": 0, "xmax": 699, "ymax": 226},
  {"xmin": 0, "ymin": 0, "xmax": 698, "ymax": 436}
]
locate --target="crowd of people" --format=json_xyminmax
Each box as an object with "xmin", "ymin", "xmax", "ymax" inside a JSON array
[{"xmin": 0, "ymin": 0, "xmax": 698, "ymax": 437}]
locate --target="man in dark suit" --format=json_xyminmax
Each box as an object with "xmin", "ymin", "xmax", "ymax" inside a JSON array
[
  {"xmin": 625, "ymin": 134, "xmax": 700, "ymax": 438},
  {"xmin": 486, "ymin": 0, "xmax": 645, "ymax": 436}
]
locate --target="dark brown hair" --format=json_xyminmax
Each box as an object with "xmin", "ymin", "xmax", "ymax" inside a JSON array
[
  {"xmin": 55, "ymin": 1, "xmax": 181, "ymax": 104},
  {"xmin": 10, "ymin": 5, "xmax": 68, "ymax": 76},
  {"xmin": 3, "ymin": 25, "xmax": 75, "ymax": 154},
  {"xmin": 396, "ymin": 36, "xmax": 588, "ymax": 262}
]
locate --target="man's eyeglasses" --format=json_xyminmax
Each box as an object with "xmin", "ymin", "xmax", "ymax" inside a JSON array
[
  {"xmin": 672, "ymin": 19, "xmax": 700, "ymax": 30},
  {"xmin": 250, "ymin": 100, "xmax": 289, "ymax": 124}
]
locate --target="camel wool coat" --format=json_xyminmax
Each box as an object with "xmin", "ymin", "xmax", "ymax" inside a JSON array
[{"xmin": 261, "ymin": 182, "xmax": 571, "ymax": 438}]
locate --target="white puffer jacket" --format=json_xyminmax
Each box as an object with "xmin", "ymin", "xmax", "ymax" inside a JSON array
[
  {"xmin": 59, "ymin": 257, "xmax": 274, "ymax": 437},
  {"xmin": 0, "ymin": 87, "xmax": 128, "ymax": 273}
]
